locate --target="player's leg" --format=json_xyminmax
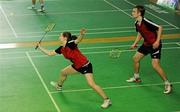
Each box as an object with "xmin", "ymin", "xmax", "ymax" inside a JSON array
[
  {"xmin": 126, "ymin": 51, "xmax": 144, "ymax": 82},
  {"xmin": 37, "ymin": 0, "xmax": 45, "ymax": 12},
  {"xmin": 32, "ymin": 0, "xmax": 36, "ymax": 5},
  {"xmin": 151, "ymin": 44, "xmax": 172, "ymax": 94},
  {"xmin": 27, "ymin": 0, "xmax": 36, "ymax": 9},
  {"xmin": 151, "ymin": 59, "xmax": 172, "ymax": 94},
  {"xmin": 85, "ymin": 73, "xmax": 111, "ymax": 108},
  {"xmin": 133, "ymin": 52, "xmax": 145, "ymax": 75},
  {"xmin": 50, "ymin": 65, "xmax": 78, "ymax": 90},
  {"xmin": 151, "ymin": 59, "xmax": 168, "ymax": 81}
]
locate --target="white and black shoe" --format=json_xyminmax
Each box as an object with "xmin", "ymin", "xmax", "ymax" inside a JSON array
[
  {"xmin": 37, "ymin": 7, "xmax": 45, "ymax": 12},
  {"xmin": 50, "ymin": 81, "xmax": 62, "ymax": 91},
  {"xmin": 27, "ymin": 6, "xmax": 36, "ymax": 10},
  {"xmin": 164, "ymin": 82, "xmax": 172, "ymax": 94},
  {"xmin": 101, "ymin": 99, "xmax": 112, "ymax": 109},
  {"xmin": 126, "ymin": 77, "xmax": 142, "ymax": 83}
]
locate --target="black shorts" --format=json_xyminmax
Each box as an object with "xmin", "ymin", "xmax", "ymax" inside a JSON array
[
  {"xmin": 72, "ymin": 62, "xmax": 93, "ymax": 74},
  {"xmin": 138, "ymin": 43, "xmax": 162, "ymax": 59}
]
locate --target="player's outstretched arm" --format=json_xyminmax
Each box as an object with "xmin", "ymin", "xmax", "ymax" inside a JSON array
[
  {"xmin": 75, "ymin": 28, "xmax": 86, "ymax": 44},
  {"xmin": 37, "ymin": 43, "xmax": 57, "ymax": 56}
]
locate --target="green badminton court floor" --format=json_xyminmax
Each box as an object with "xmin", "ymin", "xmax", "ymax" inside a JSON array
[{"xmin": 0, "ymin": 0, "xmax": 180, "ymax": 112}]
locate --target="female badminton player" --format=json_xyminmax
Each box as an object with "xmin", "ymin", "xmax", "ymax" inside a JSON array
[{"xmin": 37, "ymin": 29, "xmax": 111, "ymax": 108}]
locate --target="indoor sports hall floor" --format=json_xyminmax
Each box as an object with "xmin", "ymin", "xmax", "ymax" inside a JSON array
[{"xmin": 0, "ymin": 0, "xmax": 180, "ymax": 112}]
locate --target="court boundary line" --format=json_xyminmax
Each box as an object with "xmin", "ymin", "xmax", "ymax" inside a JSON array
[
  {"xmin": 26, "ymin": 52, "xmax": 61, "ymax": 112},
  {"xmin": 0, "ymin": 0, "xmax": 60, "ymax": 3},
  {"xmin": 176, "ymin": 43, "xmax": 180, "ymax": 46},
  {"xmin": 0, "ymin": 24, "xmax": 173, "ymax": 38},
  {"xmin": 12, "ymin": 9, "xmax": 132, "ymax": 16},
  {"xmin": 1, "ymin": 27, "xmax": 176, "ymax": 39},
  {"xmin": 0, "ymin": 24, "xmax": 171, "ymax": 36},
  {"xmin": 18, "ymin": 28, "xmax": 180, "ymax": 38},
  {"xmin": 124, "ymin": 0, "xmax": 180, "ymax": 29},
  {"xmin": 0, "ymin": 46, "xmax": 179, "ymax": 60},
  {"xmin": 17, "ymin": 24, "xmax": 172, "ymax": 34},
  {"xmin": 0, "ymin": 33, "xmax": 179, "ymax": 49},
  {"xmin": 103, "ymin": 0, "xmax": 132, "ymax": 17},
  {"xmin": 0, "ymin": 5, "xmax": 18, "ymax": 38},
  {"xmin": 0, "ymin": 41, "xmax": 179, "ymax": 54},
  {"xmin": 49, "ymin": 81, "xmax": 180, "ymax": 94},
  {"xmin": 20, "ymin": 46, "xmax": 180, "ymax": 58}
]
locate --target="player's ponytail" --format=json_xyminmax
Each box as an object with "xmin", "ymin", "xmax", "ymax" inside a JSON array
[{"xmin": 71, "ymin": 35, "xmax": 77, "ymax": 40}]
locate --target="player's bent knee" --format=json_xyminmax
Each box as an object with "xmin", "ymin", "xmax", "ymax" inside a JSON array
[
  {"xmin": 133, "ymin": 56, "xmax": 139, "ymax": 63},
  {"xmin": 60, "ymin": 70, "xmax": 67, "ymax": 76}
]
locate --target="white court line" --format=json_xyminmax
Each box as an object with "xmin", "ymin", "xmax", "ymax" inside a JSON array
[
  {"xmin": 176, "ymin": 43, "xmax": 180, "ymax": 46},
  {"xmin": 14, "ymin": 24, "xmax": 171, "ymax": 35},
  {"xmin": 26, "ymin": 52, "xmax": 61, "ymax": 112},
  {"xmin": 11, "ymin": 27, "xmax": 177, "ymax": 39},
  {"xmin": 0, "ymin": 0, "xmax": 60, "ymax": 3},
  {"xmin": 0, "ymin": 46, "xmax": 179, "ymax": 60},
  {"xmin": 0, "ymin": 5, "xmax": 18, "ymax": 38},
  {"xmin": 14, "ymin": 9, "xmax": 125, "ymax": 16},
  {"xmin": 50, "ymin": 81, "xmax": 180, "ymax": 94},
  {"xmin": 25, "ymin": 46, "xmax": 180, "ymax": 58},
  {"xmin": 104, "ymin": 0, "xmax": 132, "ymax": 18},
  {"xmin": 124, "ymin": 0, "xmax": 180, "ymax": 29},
  {"xmin": 0, "ymin": 41, "xmax": 179, "ymax": 54}
]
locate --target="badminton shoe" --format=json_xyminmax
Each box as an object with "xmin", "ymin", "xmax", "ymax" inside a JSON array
[
  {"xmin": 50, "ymin": 81, "xmax": 62, "ymax": 91},
  {"xmin": 126, "ymin": 77, "xmax": 142, "ymax": 83},
  {"xmin": 101, "ymin": 99, "xmax": 112, "ymax": 109},
  {"xmin": 164, "ymin": 82, "xmax": 172, "ymax": 94},
  {"xmin": 27, "ymin": 6, "xmax": 36, "ymax": 10},
  {"xmin": 37, "ymin": 7, "xmax": 45, "ymax": 12}
]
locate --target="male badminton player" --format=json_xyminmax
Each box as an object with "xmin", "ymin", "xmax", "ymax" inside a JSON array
[
  {"xmin": 37, "ymin": 29, "xmax": 112, "ymax": 108},
  {"xmin": 126, "ymin": 5, "xmax": 172, "ymax": 94}
]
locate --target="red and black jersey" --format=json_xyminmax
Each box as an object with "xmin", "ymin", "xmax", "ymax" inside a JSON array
[
  {"xmin": 135, "ymin": 18, "xmax": 159, "ymax": 46},
  {"xmin": 55, "ymin": 40, "xmax": 88, "ymax": 69}
]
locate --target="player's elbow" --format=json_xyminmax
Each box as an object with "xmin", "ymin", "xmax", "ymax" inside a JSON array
[
  {"xmin": 47, "ymin": 51, "xmax": 55, "ymax": 56},
  {"xmin": 47, "ymin": 52, "xmax": 52, "ymax": 56}
]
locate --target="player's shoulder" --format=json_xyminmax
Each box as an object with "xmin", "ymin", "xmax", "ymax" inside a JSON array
[
  {"xmin": 143, "ymin": 18, "xmax": 158, "ymax": 26},
  {"xmin": 66, "ymin": 40, "xmax": 77, "ymax": 49},
  {"xmin": 55, "ymin": 46, "xmax": 63, "ymax": 54}
]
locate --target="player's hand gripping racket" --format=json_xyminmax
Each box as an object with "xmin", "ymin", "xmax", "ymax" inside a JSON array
[{"xmin": 35, "ymin": 22, "xmax": 56, "ymax": 49}]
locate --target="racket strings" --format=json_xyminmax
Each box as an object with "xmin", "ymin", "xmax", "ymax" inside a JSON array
[{"xmin": 109, "ymin": 49, "xmax": 122, "ymax": 58}]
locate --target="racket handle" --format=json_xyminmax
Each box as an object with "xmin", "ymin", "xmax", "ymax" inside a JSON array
[
  {"xmin": 35, "ymin": 45, "xmax": 39, "ymax": 50},
  {"xmin": 35, "ymin": 41, "xmax": 42, "ymax": 50}
]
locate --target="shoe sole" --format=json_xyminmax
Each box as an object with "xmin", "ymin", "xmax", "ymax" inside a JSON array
[
  {"xmin": 164, "ymin": 84, "xmax": 173, "ymax": 94},
  {"xmin": 101, "ymin": 103, "xmax": 112, "ymax": 109},
  {"xmin": 126, "ymin": 80, "xmax": 142, "ymax": 83}
]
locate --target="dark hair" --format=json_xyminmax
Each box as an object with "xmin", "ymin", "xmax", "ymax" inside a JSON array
[
  {"xmin": 62, "ymin": 32, "xmax": 77, "ymax": 41},
  {"xmin": 134, "ymin": 5, "xmax": 145, "ymax": 17}
]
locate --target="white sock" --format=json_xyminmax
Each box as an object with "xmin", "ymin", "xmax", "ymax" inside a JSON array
[
  {"xmin": 164, "ymin": 80, "xmax": 170, "ymax": 85},
  {"xmin": 134, "ymin": 73, "xmax": 139, "ymax": 79},
  {"xmin": 32, "ymin": 5, "xmax": 35, "ymax": 8},
  {"xmin": 41, "ymin": 3, "xmax": 44, "ymax": 7}
]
